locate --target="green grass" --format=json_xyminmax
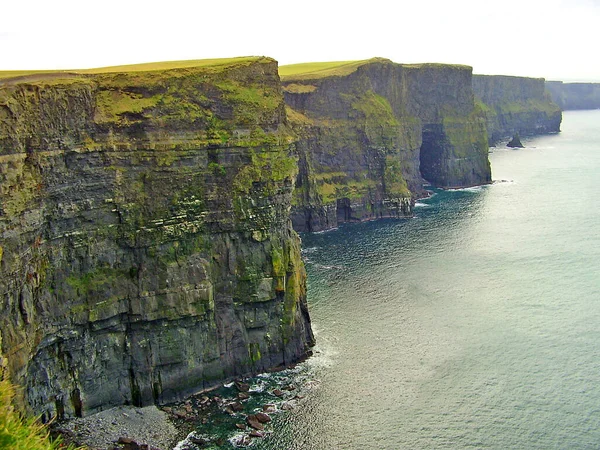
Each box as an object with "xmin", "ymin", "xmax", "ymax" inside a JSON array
[
  {"xmin": 279, "ymin": 59, "xmax": 471, "ymax": 81},
  {"xmin": 0, "ymin": 374, "xmax": 79, "ymax": 450},
  {"xmin": 402, "ymin": 62, "xmax": 472, "ymax": 71},
  {"xmin": 279, "ymin": 58, "xmax": 389, "ymax": 81},
  {"xmin": 0, "ymin": 56, "xmax": 271, "ymax": 81},
  {"xmin": 76, "ymin": 56, "xmax": 269, "ymax": 74},
  {"xmin": 0, "ymin": 70, "xmax": 73, "ymax": 80}
]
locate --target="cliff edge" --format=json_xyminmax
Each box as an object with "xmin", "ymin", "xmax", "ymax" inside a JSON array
[
  {"xmin": 473, "ymin": 75, "xmax": 562, "ymax": 144},
  {"xmin": 281, "ymin": 58, "xmax": 491, "ymax": 232},
  {"xmin": 0, "ymin": 57, "xmax": 314, "ymax": 420},
  {"xmin": 546, "ymin": 81, "xmax": 600, "ymax": 110}
]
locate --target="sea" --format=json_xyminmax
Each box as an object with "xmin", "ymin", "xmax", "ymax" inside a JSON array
[{"xmin": 180, "ymin": 110, "xmax": 600, "ymax": 449}]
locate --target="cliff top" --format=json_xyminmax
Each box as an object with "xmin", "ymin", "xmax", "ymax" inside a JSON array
[
  {"xmin": 0, "ymin": 56, "xmax": 274, "ymax": 84},
  {"xmin": 473, "ymin": 73, "xmax": 545, "ymax": 82},
  {"xmin": 279, "ymin": 58, "xmax": 391, "ymax": 81},
  {"xmin": 280, "ymin": 59, "xmax": 472, "ymax": 82}
]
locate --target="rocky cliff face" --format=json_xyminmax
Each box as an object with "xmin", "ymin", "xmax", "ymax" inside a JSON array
[
  {"xmin": 546, "ymin": 81, "xmax": 600, "ymax": 110},
  {"xmin": 0, "ymin": 57, "xmax": 314, "ymax": 420},
  {"xmin": 282, "ymin": 59, "xmax": 491, "ymax": 232},
  {"xmin": 472, "ymin": 75, "xmax": 562, "ymax": 144}
]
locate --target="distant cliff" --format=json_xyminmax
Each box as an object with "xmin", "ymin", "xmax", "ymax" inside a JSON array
[
  {"xmin": 281, "ymin": 59, "xmax": 491, "ymax": 232},
  {"xmin": 473, "ymin": 75, "xmax": 562, "ymax": 144},
  {"xmin": 0, "ymin": 57, "xmax": 314, "ymax": 420},
  {"xmin": 546, "ymin": 81, "xmax": 600, "ymax": 110}
]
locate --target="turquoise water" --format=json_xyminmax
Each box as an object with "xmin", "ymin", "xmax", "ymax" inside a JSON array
[{"xmin": 254, "ymin": 110, "xmax": 600, "ymax": 449}]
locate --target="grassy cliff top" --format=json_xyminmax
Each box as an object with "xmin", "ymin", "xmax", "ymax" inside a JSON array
[
  {"xmin": 473, "ymin": 73, "xmax": 545, "ymax": 82},
  {"xmin": 279, "ymin": 58, "xmax": 391, "ymax": 81},
  {"xmin": 279, "ymin": 59, "xmax": 472, "ymax": 82},
  {"xmin": 402, "ymin": 62, "xmax": 472, "ymax": 71},
  {"xmin": 0, "ymin": 56, "xmax": 273, "ymax": 83}
]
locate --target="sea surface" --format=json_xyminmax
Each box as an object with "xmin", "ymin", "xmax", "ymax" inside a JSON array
[
  {"xmin": 254, "ymin": 110, "xmax": 600, "ymax": 449},
  {"xmin": 180, "ymin": 110, "xmax": 600, "ymax": 449}
]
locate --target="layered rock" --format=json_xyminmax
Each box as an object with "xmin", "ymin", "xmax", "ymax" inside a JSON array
[
  {"xmin": 472, "ymin": 75, "xmax": 562, "ymax": 144},
  {"xmin": 281, "ymin": 58, "xmax": 491, "ymax": 232},
  {"xmin": 0, "ymin": 57, "xmax": 314, "ymax": 420},
  {"xmin": 546, "ymin": 81, "xmax": 600, "ymax": 110}
]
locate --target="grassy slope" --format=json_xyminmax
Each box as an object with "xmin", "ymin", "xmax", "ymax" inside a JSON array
[
  {"xmin": 0, "ymin": 375, "xmax": 78, "ymax": 450},
  {"xmin": 0, "ymin": 56, "xmax": 269, "ymax": 81},
  {"xmin": 279, "ymin": 58, "xmax": 387, "ymax": 81},
  {"xmin": 279, "ymin": 58, "xmax": 471, "ymax": 82}
]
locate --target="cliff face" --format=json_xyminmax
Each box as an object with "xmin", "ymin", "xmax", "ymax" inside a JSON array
[
  {"xmin": 472, "ymin": 75, "xmax": 562, "ymax": 144},
  {"xmin": 546, "ymin": 81, "xmax": 600, "ymax": 110},
  {"xmin": 0, "ymin": 57, "xmax": 314, "ymax": 420},
  {"xmin": 282, "ymin": 59, "xmax": 491, "ymax": 232}
]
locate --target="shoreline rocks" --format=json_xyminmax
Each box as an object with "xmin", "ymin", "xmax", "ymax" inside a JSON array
[{"xmin": 54, "ymin": 405, "xmax": 179, "ymax": 450}]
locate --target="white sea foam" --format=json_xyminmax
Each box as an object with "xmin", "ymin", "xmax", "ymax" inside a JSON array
[
  {"xmin": 447, "ymin": 185, "xmax": 485, "ymax": 193},
  {"xmin": 175, "ymin": 432, "xmax": 214, "ymax": 450},
  {"xmin": 313, "ymin": 264, "xmax": 343, "ymax": 270},
  {"xmin": 229, "ymin": 432, "xmax": 255, "ymax": 448},
  {"xmin": 492, "ymin": 179, "xmax": 515, "ymax": 185},
  {"xmin": 313, "ymin": 226, "xmax": 338, "ymax": 234}
]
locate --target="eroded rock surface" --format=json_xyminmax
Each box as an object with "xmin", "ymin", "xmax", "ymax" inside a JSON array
[
  {"xmin": 473, "ymin": 74, "xmax": 562, "ymax": 144},
  {"xmin": 0, "ymin": 57, "xmax": 314, "ymax": 420},
  {"xmin": 282, "ymin": 59, "xmax": 492, "ymax": 231}
]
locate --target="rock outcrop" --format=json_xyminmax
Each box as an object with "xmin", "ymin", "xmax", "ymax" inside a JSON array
[
  {"xmin": 546, "ymin": 81, "xmax": 600, "ymax": 110},
  {"xmin": 472, "ymin": 75, "xmax": 562, "ymax": 144},
  {"xmin": 281, "ymin": 58, "xmax": 491, "ymax": 232},
  {"xmin": 507, "ymin": 133, "xmax": 524, "ymax": 148},
  {"xmin": 0, "ymin": 57, "xmax": 314, "ymax": 420}
]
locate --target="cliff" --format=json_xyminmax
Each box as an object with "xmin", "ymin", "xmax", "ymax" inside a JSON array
[
  {"xmin": 0, "ymin": 57, "xmax": 314, "ymax": 420},
  {"xmin": 281, "ymin": 59, "xmax": 491, "ymax": 232},
  {"xmin": 546, "ymin": 81, "xmax": 600, "ymax": 110},
  {"xmin": 472, "ymin": 75, "xmax": 562, "ymax": 144}
]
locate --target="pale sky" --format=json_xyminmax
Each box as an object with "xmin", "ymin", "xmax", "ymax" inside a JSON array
[{"xmin": 2, "ymin": 0, "xmax": 599, "ymax": 81}]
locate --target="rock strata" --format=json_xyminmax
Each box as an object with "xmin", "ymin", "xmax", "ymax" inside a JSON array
[
  {"xmin": 0, "ymin": 57, "xmax": 314, "ymax": 419},
  {"xmin": 473, "ymin": 74, "xmax": 561, "ymax": 144},
  {"xmin": 546, "ymin": 81, "xmax": 600, "ymax": 110},
  {"xmin": 281, "ymin": 58, "xmax": 491, "ymax": 231}
]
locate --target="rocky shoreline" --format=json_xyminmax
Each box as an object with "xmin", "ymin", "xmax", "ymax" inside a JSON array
[
  {"xmin": 54, "ymin": 362, "xmax": 319, "ymax": 449},
  {"xmin": 54, "ymin": 405, "xmax": 179, "ymax": 450}
]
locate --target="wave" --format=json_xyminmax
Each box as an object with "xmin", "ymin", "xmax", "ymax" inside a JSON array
[
  {"xmin": 447, "ymin": 185, "xmax": 486, "ymax": 193},
  {"xmin": 492, "ymin": 179, "xmax": 514, "ymax": 185},
  {"xmin": 313, "ymin": 263, "xmax": 343, "ymax": 270}
]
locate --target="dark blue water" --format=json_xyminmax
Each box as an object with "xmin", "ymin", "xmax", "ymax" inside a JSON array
[{"xmin": 253, "ymin": 110, "xmax": 600, "ymax": 449}]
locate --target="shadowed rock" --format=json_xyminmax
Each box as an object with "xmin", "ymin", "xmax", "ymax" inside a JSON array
[{"xmin": 507, "ymin": 133, "xmax": 524, "ymax": 148}]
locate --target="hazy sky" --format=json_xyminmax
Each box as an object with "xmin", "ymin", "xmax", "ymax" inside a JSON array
[{"xmin": 2, "ymin": 0, "xmax": 599, "ymax": 81}]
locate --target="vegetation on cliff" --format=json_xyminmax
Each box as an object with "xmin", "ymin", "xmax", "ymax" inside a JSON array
[
  {"xmin": 472, "ymin": 74, "xmax": 561, "ymax": 143},
  {"xmin": 0, "ymin": 56, "xmax": 313, "ymax": 420},
  {"xmin": 0, "ymin": 373, "xmax": 76, "ymax": 450},
  {"xmin": 281, "ymin": 58, "xmax": 490, "ymax": 231},
  {"xmin": 546, "ymin": 81, "xmax": 600, "ymax": 110},
  {"xmin": 279, "ymin": 59, "xmax": 381, "ymax": 81}
]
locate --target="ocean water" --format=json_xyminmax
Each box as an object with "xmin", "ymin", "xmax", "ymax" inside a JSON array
[{"xmin": 252, "ymin": 110, "xmax": 600, "ymax": 449}]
